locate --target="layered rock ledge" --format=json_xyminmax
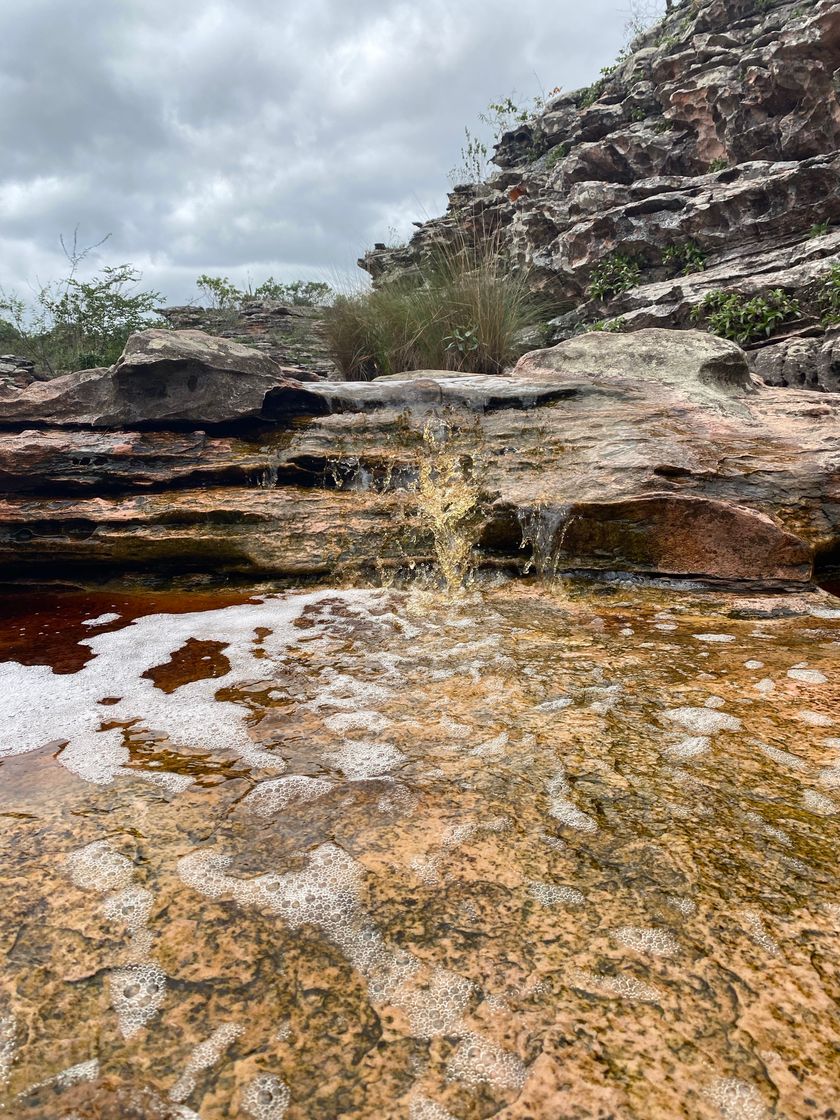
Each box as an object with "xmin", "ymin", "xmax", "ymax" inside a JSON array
[{"xmin": 0, "ymin": 327, "xmax": 837, "ymax": 590}]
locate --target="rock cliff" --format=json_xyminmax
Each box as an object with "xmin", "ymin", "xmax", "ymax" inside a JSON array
[{"xmin": 361, "ymin": 0, "xmax": 840, "ymax": 390}]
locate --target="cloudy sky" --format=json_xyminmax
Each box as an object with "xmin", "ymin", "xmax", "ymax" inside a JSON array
[{"xmin": 0, "ymin": 0, "xmax": 656, "ymax": 306}]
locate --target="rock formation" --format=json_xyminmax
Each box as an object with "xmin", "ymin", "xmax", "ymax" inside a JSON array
[
  {"xmin": 0, "ymin": 327, "xmax": 837, "ymax": 590},
  {"xmin": 361, "ymin": 0, "xmax": 840, "ymax": 390}
]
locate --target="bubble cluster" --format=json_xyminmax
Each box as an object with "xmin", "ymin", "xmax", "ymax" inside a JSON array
[
  {"xmin": 787, "ymin": 667, "xmax": 827, "ymax": 684},
  {"xmin": 662, "ymin": 708, "xmax": 741, "ymax": 734},
  {"xmin": 796, "ymin": 709, "xmax": 833, "ymax": 727},
  {"xmin": 446, "ymin": 1032, "xmax": 526, "ymax": 1091},
  {"xmin": 751, "ymin": 739, "xmax": 806, "ymax": 770},
  {"xmin": 547, "ymin": 772, "xmax": 597, "ymax": 833},
  {"xmin": 241, "ymin": 1074, "xmax": 291, "ymax": 1120},
  {"xmin": 110, "ymin": 963, "xmax": 167, "ymax": 1039},
  {"xmin": 705, "ymin": 1077, "xmax": 769, "ymax": 1120},
  {"xmin": 528, "ymin": 881, "xmax": 585, "ymax": 906},
  {"xmin": 327, "ymin": 739, "xmax": 405, "ymax": 779},
  {"xmin": 803, "ymin": 788, "xmax": 838, "ymax": 815},
  {"xmin": 67, "ymin": 840, "xmax": 134, "ymax": 893},
  {"xmin": 665, "ymin": 736, "xmax": 710, "ymax": 760},
  {"xmin": 567, "ymin": 967, "xmax": 661, "ymax": 1003},
  {"xmin": 242, "ymin": 775, "xmax": 335, "ymax": 817},
  {"xmin": 81, "ymin": 612, "xmax": 121, "ymax": 628},
  {"xmin": 170, "ymin": 1022, "xmax": 243, "ymax": 1104},
  {"xmin": 408, "ymin": 1093, "xmax": 458, "ymax": 1120},
  {"xmin": 693, "ymin": 633, "xmax": 736, "ymax": 643},
  {"xmin": 739, "ymin": 910, "xmax": 780, "ymax": 956},
  {"xmin": 613, "ymin": 926, "xmax": 679, "ymax": 957},
  {"xmin": 0, "ymin": 1016, "xmax": 15, "ymax": 1086}
]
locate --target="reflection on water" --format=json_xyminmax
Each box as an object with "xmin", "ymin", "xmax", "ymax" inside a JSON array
[{"xmin": 0, "ymin": 580, "xmax": 838, "ymax": 1118}]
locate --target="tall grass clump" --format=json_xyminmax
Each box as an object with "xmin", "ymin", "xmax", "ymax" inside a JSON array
[{"xmin": 324, "ymin": 240, "xmax": 542, "ymax": 380}]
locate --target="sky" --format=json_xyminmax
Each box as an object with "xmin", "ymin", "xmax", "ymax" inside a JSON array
[{"xmin": 0, "ymin": 0, "xmax": 657, "ymax": 307}]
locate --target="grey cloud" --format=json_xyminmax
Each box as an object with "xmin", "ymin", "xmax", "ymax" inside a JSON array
[{"xmin": 0, "ymin": 0, "xmax": 646, "ymax": 304}]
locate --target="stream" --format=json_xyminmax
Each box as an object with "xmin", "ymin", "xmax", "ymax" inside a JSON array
[{"xmin": 0, "ymin": 578, "xmax": 838, "ymax": 1118}]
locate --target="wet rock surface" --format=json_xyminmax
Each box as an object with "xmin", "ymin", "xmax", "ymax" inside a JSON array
[
  {"xmin": 0, "ymin": 579, "xmax": 838, "ymax": 1118},
  {"xmin": 0, "ymin": 329, "xmax": 836, "ymax": 589},
  {"xmin": 361, "ymin": 0, "xmax": 840, "ymax": 383}
]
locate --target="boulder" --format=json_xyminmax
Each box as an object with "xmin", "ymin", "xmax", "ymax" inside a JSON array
[{"xmin": 0, "ymin": 330, "xmax": 325, "ymax": 428}]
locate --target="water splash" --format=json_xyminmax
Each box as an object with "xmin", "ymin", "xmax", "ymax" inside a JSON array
[{"xmin": 517, "ymin": 504, "xmax": 574, "ymax": 579}]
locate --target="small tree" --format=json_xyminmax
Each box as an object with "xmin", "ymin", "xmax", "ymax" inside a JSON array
[
  {"xmin": 195, "ymin": 274, "xmax": 244, "ymax": 310},
  {"xmin": 0, "ymin": 232, "xmax": 163, "ymax": 375}
]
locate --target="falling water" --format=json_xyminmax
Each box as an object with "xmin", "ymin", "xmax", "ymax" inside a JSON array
[{"xmin": 517, "ymin": 503, "xmax": 575, "ymax": 579}]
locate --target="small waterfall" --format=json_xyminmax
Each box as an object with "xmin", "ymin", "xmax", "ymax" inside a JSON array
[
  {"xmin": 518, "ymin": 504, "xmax": 574, "ymax": 579},
  {"xmin": 412, "ymin": 417, "xmax": 483, "ymax": 592}
]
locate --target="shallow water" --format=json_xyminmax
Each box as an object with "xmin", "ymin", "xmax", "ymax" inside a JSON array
[{"xmin": 0, "ymin": 580, "xmax": 838, "ymax": 1119}]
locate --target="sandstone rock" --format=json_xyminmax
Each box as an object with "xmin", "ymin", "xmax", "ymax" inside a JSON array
[
  {"xmin": 0, "ymin": 330, "xmax": 326, "ymax": 428},
  {"xmin": 749, "ymin": 329, "xmax": 840, "ymax": 393},
  {"xmin": 0, "ymin": 354, "xmax": 36, "ymax": 390},
  {"xmin": 1, "ymin": 330, "xmax": 837, "ymax": 589}
]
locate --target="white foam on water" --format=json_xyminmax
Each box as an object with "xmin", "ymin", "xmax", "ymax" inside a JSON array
[
  {"xmin": 446, "ymin": 1032, "xmax": 526, "ymax": 1092},
  {"xmin": 665, "ymin": 895, "xmax": 696, "ymax": 916},
  {"xmin": 470, "ymin": 732, "xmax": 508, "ymax": 758},
  {"xmin": 819, "ymin": 766, "xmax": 840, "ymax": 789},
  {"xmin": 101, "ymin": 887, "xmax": 153, "ymax": 936},
  {"xmin": 693, "ymin": 633, "xmax": 736, "ymax": 643},
  {"xmin": 655, "ymin": 622, "xmax": 678, "ymax": 631},
  {"xmin": 613, "ymin": 926, "xmax": 679, "ymax": 956},
  {"xmin": 537, "ymin": 698, "xmax": 572, "ymax": 712},
  {"xmin": 567, "ymin": 967, "xmax": 661, "ymax": 1003},
  {"xmin": 661, "ymin": 708, "xmax": 741, "ymax": 734},
  {"xmin": 241, "ymin": 1074, "xmax": 291, "ymax": 1120},
  {"xmin": 796, "ymin": 709, "xmax": 833, "ymax": 727},
  {"xmin": 408, "ymin": 1093, "xmax": 458, "ymax": 1120},
  {"xmin": 743, "ymin": 660, "xmax": 764, "ymax": 670},
  {"xmin": 0, "ymin": 590, "xmax": 386, "ymax": 786},
  {"xmin": 803, "ymin": 788, "xmax": 838, "ymax": 815},
  {"xmin": 787, "ymin": 668, "xmax": 828, "ymax": 684},
  {"xmin": 327, "ymin": 740, "xmax": 406, "ymax": 780},
  {"xmin": 0, "ymin": 1016, "xmax": 15, "ymax": 1086},
  {"xmin": 824, "ymin": 738, "xmax": 840, "ymax": 750},
  {"xmin": 120, "ymin": 768, "xmax": 195, "ymax": 795},
  {"xmin": 740, "ymin": 910, "xmax": 780, "ymax": 956},
  {"xmin": 81, "ymin": 613, "xmax": 121, "ymax": 628},
  {"xmin": 241, "ymin": 776, "xmax": 335, "ymax": 817},
  {"xmin": 110, "ymin": 962, "xmax": 167, "ymax": 1039},
  {"xmin": 754, "ymin": 678, "xmax": 774, "ymax": 694},
  {"xmin": 440, "ymin": 716, "xmax": 471, "ymax": 740},
  {"xmin": 810, "ymin": 607, "xmax": 840, "ymax": 620},
  {"xmin": 751, "ymin": 740, "xmax": 807, "ymax": 770},
  {"xmin": 665, "ymin": 736, "xmax": 711, "ymax": 760},
  {"xmin": 528, "ymin": 881, "xmax": 585, "ymax": 906},
  {"xmin": 170, "ymin": 1022, "xmax": 243, "ymax": 1103},
  {"xmin": 547, "ymin": 771, "xmax": 598, "ymax": 832},
  {"xmin": 705, "ymin": 1077, "xmax": 769, "ymax": 1120},
  {"xmin": 67, "ymin": 840, "xmax": 134, "ymax": 893},
  {"xmin": 323, "ymin": 710, "xmax": 391, "ymax": 735}
]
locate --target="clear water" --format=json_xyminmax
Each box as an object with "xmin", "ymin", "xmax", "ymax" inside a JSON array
[{"xmin": 0, "ymin": 580, "xmax": 838, "ymax": 1119}]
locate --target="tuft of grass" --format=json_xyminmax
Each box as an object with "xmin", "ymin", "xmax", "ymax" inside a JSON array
[{"xmin": 324, "ymin": 240, "xmax": 543, "ymax": 379}]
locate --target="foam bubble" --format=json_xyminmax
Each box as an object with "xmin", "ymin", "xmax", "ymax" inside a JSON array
[
  {"xmin": 693, "ymin": 633, "xmax": 736, "ymax": 643},
  {"xmin": 740, "ymin": 910, "xmax": 780, "ymax": 955},
  {"xmin": 67, "ymin": 841, "xmax": 134, "ymax": 893},
  {"xmin": 323, "ymin": 710, "xmax": 391, "ymax": 735},
  {"xmin": 110, "ymin": 962, "xmax": 167, "ymax": 1038},
  {"xmin": 803, "ymin": 788, "xmax": 838, "ymax": 815},
  {"xmin": 241, "ymin": 1074, "xmax": 291, "ymax": 1120},
  {"xmin": 705, "ymin": 1077, "xmax": 769, "ymax": 1120},
  {"xmin": 327, "ymin": 740, "xmax": 405, "ymax": 779},
  {"xmin": 661, "ymin": 708, "xmax": 741, "ymax": 734},
  {"xmin": 796, "ymin": 709, "xmax": 833, "ymax": 727},
  {"xmin": 394, "ymin": 968, "xmax": 473, "ymax": 1038},
  {"xmin": 665, "ymin": 736, "xmax": 710, "ymax": 760},
  {"xmin": 751, "ymin": 740, "xmax": 807, "ymax": 770},
  {"xmin": 613, "ymin": 926, "xmax": 679, "ymax": 957},
  {"xmin": 787, "ymin": 668, "xmax": 828, "ymax": 684},
  {"xmin": 743, "ymin": 660, "xmax": 764, "ymax": 670},
  {"xmin": 536, "ymin": 698, "xmax": 572, "ymax": 712},
  {"xmin": 0, "ymin": 1016, "xmax": 15, "ymax": 1086},
  {"xmin": 528, "ymin": 881, "xmax": 585, "ymax": 906},
  {"xmin": 242, "ymin": 776, "xmax": 334, "ymax": 816},
  {"xmin": 567, "ymin": 967, "xmax": 661, "ymax": 1003},
  {"xmin": 170, "ymin": 1023, "xmax": 243, "ymax": 1103},
  {"xmin": 101, "ymin": 887, "xmax": 153, "ymax": 935},
  {"xmin": 408, "ymin": 1093, "xmax": 458, "ymax": 1120},
  {"xmin": 446, "ymin": 1032, "xmax": 526, "ymax": 1091},
  {"xmin": 819, "ymin": 766, "xmax": 840, "ymax": 789},
  {"xmin": 81, "ymin": 613, "xmax": 121, "ymax": 628},
  {"xmin": 755, "ymin": 678, "xmax": 774, "ymax": 694}
]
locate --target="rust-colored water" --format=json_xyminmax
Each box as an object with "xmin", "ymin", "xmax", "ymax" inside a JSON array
[{"xmin": 0, "ymin": 580, "xmax": 838, "ymax": 1119}]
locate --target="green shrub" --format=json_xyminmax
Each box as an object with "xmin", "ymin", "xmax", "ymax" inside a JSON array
[
  {"xmin": 196, "ymin": 274, "xmax": 243, "ymax": 310},
  {"xmin": 708, "ymin": 157, "xmax": 729, "ymax": 172},
  {"xmin": 587, "ymin": 317, "xmax": 627, "ymax": 332},
  {"xmin": 817, "ymin": 263, "xmax": 840, "ymax": 326},
  {"xmin": 250, "ymin": 279, "xmax": 333, "ymax": 306},
  {"xmin": 0, "ymin": 235, "xmax": 163, "ymax": 375},
  {"xmin": 323, "ymin": 243, "xmax": 541, "ymax": 379},
  {"xmin": 690, "ymin": 289, "xmax": 801, "ymax": 344},
  {"xmin": 809, "ymin": 221, "xmax": 830, "ymax": 239},
  {"xmin": 662, "ymin": 241, "xmax": 707, "ymax": 275},
  {"xmin": 545, "ymin": 142, "xmax": 571, "ymax": 169},
  {"xmin": 587, "ymin": 254, "xmax": 641, "ymax": 301}
]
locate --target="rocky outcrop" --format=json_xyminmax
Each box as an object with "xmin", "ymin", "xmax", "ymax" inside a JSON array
[
  {"xmin": 0, "ymin": 328, "xmax": 837, "ymax": 589},
  {"xmin": 0, "ymin": 354, "xmax": 36, "ymax": 390},
  {"xmin": 360, "ymin": 0, "xmax": 840, "ymax": 388},
  {"xmin": 159, "ymin": 300, "xmax": 335, "ymax": 380},
  {"xmin": 0, "ymin": 330, "xmax": 326, "ymax": 428}
]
